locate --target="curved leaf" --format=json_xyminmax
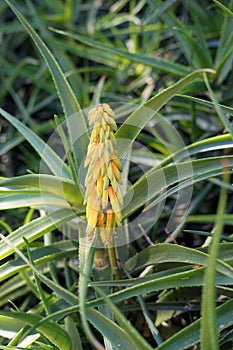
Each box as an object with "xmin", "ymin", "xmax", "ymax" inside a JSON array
[
  {"xmin": 0, "ymin": 208, "xmax": 76, "ymax": 260},
  {"xmin": 0, "ymin": 193, "xmax": 69, "ymax": 210},
  {"xmin": 0, "ymin": 174, "xmax": 84, "ymax": 207},
  {"xmin": 4, "ymin": 0, "xmax": 89, "ymax": 171},
  {"xmin": 123, "ymin": 156, "xmax": 233, "ymax": 218},
  {"xmin": 177, "ymin": 94, "xmax": 233, "ymax": 116},
  {"xmin": 87, "ymin": 308, "xmax": 149, "ymax": 350},
  {"xmin": 212, "ymin": 0, "xmax": 233, "ymax": 19},
  {"xmin": 49, "ymin": 28, "xmax": 190, "ymax": 77},
  {"xmin": 88, "ymin": 268, "xmax": 233, "ymax": 308},
  {"xmin": 0, "ymin": 241, "xmax": 77, "ymax": 282},
  {"xmin": 0, "ymin": 311, "xmax": 71, "ymax": 350},
  {"xmin": 0, "ymin": 107, "xmax": 71, "ymax": 178},
  {"xmin": 0, "ymin": 233, "xmax": 78, "ymax": 305},
  {"xmin": 125, "ymin": 243, "xmax": 233, "ymax": 278},
  {"xmin": 93, "ymin": 285, "xmax": 154, "ymax": 350},
  {"xmin": 116, "ymin": 69, "xmax": 215, "ymax": 147},
  {"xmin": 156, "ymin": 299, "xmax": 233, "ymax": 350}
]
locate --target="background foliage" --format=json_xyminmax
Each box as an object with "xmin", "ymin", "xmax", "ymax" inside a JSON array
[{"xmin": 1, "ymin": 1, "xmax": 233, "ymax": 349}]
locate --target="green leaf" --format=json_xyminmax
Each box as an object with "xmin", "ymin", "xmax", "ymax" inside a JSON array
[
  {"xmin": 203, "ymin": 72, "xmax": 233, "ymax": 138},
  {"xmin": 4, "ymin": 0, "xmax": 89, "ymax": 172},
  {"xmin": 123, "ymin": 156, "xmax": 233, "ymax": 219},
  {"xmin": 116, "ymin": 69, "xmax": 215, "ymax": 147},
  {"xmin": 0, "ymin": 120, "xmax": 56, "ymax": 157},
  {"xmin": 0, "ymin": 233, "xmax": 78, "ymax": 306},
  {"xmin": 65, "ymin": 316, "xmax": 83, "ymax": 350},
  {"xmin": 0, "ymin": 208, "xmax": 76, "ymax": 260},
  {"xmin": 88, "ymin": 267, "xmax": 233, "ymax": 308},
  {"xmin": 213, "ymin": 0, "xmax": 233, "ymax": 82},
  {"xmin": 0, "ymin": 312, "xmax": 71, "ymax": 350},
  {"xmin": 0, "ymin": 314, "xmax": 25, "ymax": 339},
  {"xmin": 201, "ymin": 173, "xmax": 229, "ymax": 350},
  {"xmin": 0, "ymin": 107, "xmax": 71, "ymax": 178},
  {"xmin": 78, "ymin": 237, "xmax": 104, "ymax": 349},
  {"xmin": 212, "ymin": 0, "xmax": 233, "ymax": 19},
  {"xmin": 149, "ymin": 0, "xmax": 210, "ymax": 68},
  {"xmin": 0, "ymin": 192, "xmax": 69, "ymax": 210},
  {"xmin": 87, "ymin": 308, "xmax": 146, "ymax": 350},
  {"xmin": 125, "ymin": 243, "xmax": 233, "ymax": 278},
  {"xmin": 0, "ymin": 241, "xmax": 77, "ymax": 282},
  {"xmin": 49, "ymin": 28, "xmax": 190, "ymax": 77},
  {"xmin": 0, "ymin": 174, "xmax": 84, "ymax": 208},
  {"xmin": 93, "ymin": 285, "xmax": 153, "ymax": 350},
  {"xmin": 177, "ymin": 94, "xmax": 233, "ymax": 116},
  {"xmin": 156, "ymin": 299, "xmax": 233, "ymax": 350}
]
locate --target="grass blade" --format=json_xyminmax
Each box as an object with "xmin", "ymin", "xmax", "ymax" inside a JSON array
[
  {"xmin": 0, "ymin": 174, "xmax": 84, "ymax": 208},
  {"xmin": 0, "ymin": 107, "xmax": 71, "ymax": 178},
  {"xmin": 156, "ymin": 298, "xmax": 233, "ymax": 350},
  {"xmin": 4, "ymin": 0, "xmax": 89, "ymax": 172},
  {"xmin": 49, "ymin": 28, "xmax": 190, "ymax": 77},
  {"xmin": 0, "ymin": 208, "xmax": 76, "ymax": 260},
  {"xmin": 116, "ymin": 69, "xmax": 215, "ymax": 147},
  {"xmin": 201, "ymin": 172, "xmax": 230, "ymax": 350},
  {"xmin": 203, "ymin": 72, "xmax": 233, "ymax": 138},
  {"xmin": 87, "ymin": 308, "xmax": 141, "ymax": 350},
  {"xmin": 212, "ymin": 0, "xmax": 233, "ymax": 19},
  {"xmin": 123, "ymin": 156, "xmax": 233, "ymax": 219},
  {"xmin": 0, "ymin": 311, "xmax": 71, "ymax": 350},
  {"xmin": 93, "ymin": 285, "xmax": 154, "ymax": 350}
]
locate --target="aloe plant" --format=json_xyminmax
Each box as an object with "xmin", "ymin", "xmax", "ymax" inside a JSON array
[{"xmin": 1, "ymin": 1, "xmax": 233, "ymax": 350}]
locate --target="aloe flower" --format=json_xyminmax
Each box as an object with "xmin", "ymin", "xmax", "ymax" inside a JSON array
[{"xmin": 84, "ymin": 103, "xmax": 123, "ymax": 243}]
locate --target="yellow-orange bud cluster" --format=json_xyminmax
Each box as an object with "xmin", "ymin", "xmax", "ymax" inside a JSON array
[{"xmin": 84, "ymin": 103, "xmax": 123, "ymax": 243}]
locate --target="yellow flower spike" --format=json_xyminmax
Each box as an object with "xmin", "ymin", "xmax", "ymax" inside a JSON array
[
  {"xmin": 105, "ymin": 116, "xmax": 117, "ymax": 131},
  {"xmin": 100, "ymin": 210, "xmax": 115, "ymax": 244},
  {"xmin": 97, "ymin": 212, "xmax": 105, "ymax": 227},
  {"xmin": 103, "ymin": 174, "xmax": 109, "ymax": 190},
  {"xmin": 84, "ymin": 103, "xmax": 123, "ymax": 243},
  {"xmin": 111, "ymin": 161, "xmax": 122, "ymax": 183},
  {"xmin": 106, "ymin": 210, "xmax": 115, "ymax": 229},
  {"xmin": 108, "ymin": 186, "xmax": 121, "ymax": 216},
  {"xmin": 105, "ymin": 125, "xmax": 110, "ymax": 138},
  {"xmin": 92, "ymin": 160, "xmax": 102, "ymax": 182},
  {"xmin": 111, "ymin": 156, "xmax": 123, "ymax": 171},
  {"xmin": 106, "ymin": 139, "xmax": 114, "ymax": 154},
  {"xmin": 83, "ymin": 180, "xmax": 96, "ymax": 204},
  {"xmin": 89, "ymin": 148, "xmax": 100, "ymax": 165},
  {"xmin": 114, "ymin": 211, "xmax": 122, "ymax": 226},
  {"xmin": 107, "ymin": 164, "xmax": 113, "ymax": 181},
  {"xmin": 102, "ymin": 122, "xmax": 108, "ymax": 132},
  {"xmin": 109, "ymin": 131, "xmax": 116, "ymax": 140},
  {"xmin": 102, "ymin": 103, "xmax": 114, "ymax": 116},
  {"xmin": 98, "ymin": 143, "xmax": 104, "ymax": 158},
  {"xmin": 86, "ymin": 205, "xmax": 99, "ymax": 238},
  {"xmin": 100, "ymin": 164, "xmax": 106, "ymax": 177},
  {"xmin": 87, "ymin": 141, "xmax": 96, "ymax": 154},
  {"xmin": 96, "ymin": 174, "xmax": 103, "ymax": 199},
  {"xmin": 90, "ymin": 126, "xmax": 99, "ymax": 143},
  {"xmin": 88, "ymin": 108, "xmax": 99, "ymax": 124},
  {"xmin": 99, "ymin": 126, "xmax": 105, "ymax": 142},
  {"xmin": 86, "ymin": 192, "xmax": 100, "ymax": 211},
  {"xmin": 111, "ymin": 177, "xmax": 118, "ymax": 193},
  {"xmin": 102, "ymin": 188, "xmax": 109, "ymax": 210},
  {"xmin": 103, "ymin": 148, "xmax": 110, "ymax": 165},
  {"xmin": 116, "ymin": 186, "xmax": 123, "ymax": 206}
]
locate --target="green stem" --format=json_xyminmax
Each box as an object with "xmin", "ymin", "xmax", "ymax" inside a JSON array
[
  {"xmin": 201, "ymin": 171, "xmax": 229, "ymax": 349},
  {"xmin": 107, "ymin": 241, "xmax": 121, "ymax": 281},
  {"xmin": 79, "ymin": 234, "xmax": 105, "ymax": 350}
]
